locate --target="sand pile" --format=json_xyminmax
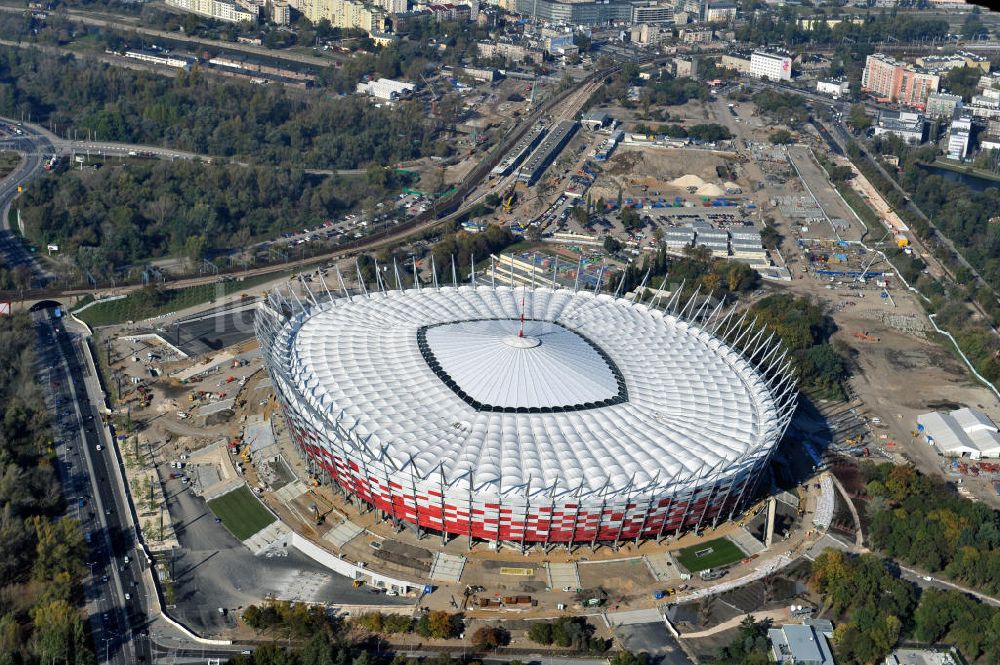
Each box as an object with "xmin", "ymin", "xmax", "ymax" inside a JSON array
[
  {"xmin": 670, "ymin": 174, "xmax": 705, "ymax": 188},
  {"xmin": 696, "ymin": 183, "xmax": 725, "ymax": 197}
]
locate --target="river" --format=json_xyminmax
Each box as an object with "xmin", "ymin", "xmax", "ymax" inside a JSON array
[{"xmin": 921, "ymin": 164, "xmax": 1000, "ymax": 192}]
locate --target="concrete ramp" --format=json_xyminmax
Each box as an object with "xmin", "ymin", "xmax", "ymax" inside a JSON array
[
  {"xmin": 547, "ymin": 562, "xmax": 581, "ymax": 590},
  {"xmin": 729, "ymin": 527, "xmax": 766, "ymax": 556},
  {"xmin": 644, "ymin": 554, "xmax": 681, "ymax": 583},
  {"xmin": 606, "ymin": 607, "xmax": 663, "ymax": 627},
  {"xmin": 429, "ymin": 552, "xmax": 466, "ymax": 583},
  {"xmin": 245, "ymin": 521, "xmax": 292, "ymax": 555},
  {"xmin": 274, "ymin": 480, "xmax": 309, "ymax": 503}
]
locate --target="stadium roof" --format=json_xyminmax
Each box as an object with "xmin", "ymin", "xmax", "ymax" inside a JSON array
[{"xmin": 280, "ymin": 286, "xmax": 784, "ymax": 496}]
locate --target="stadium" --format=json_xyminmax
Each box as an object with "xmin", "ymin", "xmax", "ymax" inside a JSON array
[{"xmin": 256, "ymin": 278, "xmax": 798, "ymax": 546}]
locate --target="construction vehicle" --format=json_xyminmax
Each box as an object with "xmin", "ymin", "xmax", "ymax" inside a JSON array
[
  {"xmin": 502, "ymin": 168, "xmax": 524, "ymax": 213},
  {"xmin": 352, "ymin": 580, "xmax": 364, "ymax": 588},
  {"xmin": 853, "ymin": 331, "xmax": 880, "ymax": 343}
]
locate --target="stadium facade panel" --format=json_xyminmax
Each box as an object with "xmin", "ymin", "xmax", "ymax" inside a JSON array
[{"xmin": 257, "ymin": 283, "xmax": 797, "ymax": 545}]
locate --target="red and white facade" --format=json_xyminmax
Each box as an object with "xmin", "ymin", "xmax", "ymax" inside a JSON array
[{"xmin": 257, "ymin": 284, "xmax": 797, "ymax": 546}]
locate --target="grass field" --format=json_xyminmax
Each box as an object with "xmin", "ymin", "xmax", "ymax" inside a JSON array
[
  {"xmin": 675, "ymin": 537, "xmax": 744, "ymax": 573},
  {"xmin": 207, "ymin": 485, "xmax": 275, "ymax": 541},
  {"xmin": 76, "ymin": 272, "xmax": 281, "ymax": 327}
]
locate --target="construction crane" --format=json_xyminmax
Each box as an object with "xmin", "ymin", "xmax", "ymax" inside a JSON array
[
  {"xmin": 502, "ymin": 167, "xmax": 524, "ymax": 214},
  {"xmin": 420, "ymin": 73, "xmax": 441, "ymax": 116}
]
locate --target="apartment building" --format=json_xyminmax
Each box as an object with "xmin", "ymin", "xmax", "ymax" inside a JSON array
[
  {"xmin": 167, "ymin": 0, "xmax": 258, "ymax": 22},
  {"xmin": 861, "ymin": 54, "xmax": 940, "ymax": 108}
]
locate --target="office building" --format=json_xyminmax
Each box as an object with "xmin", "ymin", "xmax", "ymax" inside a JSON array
[
  {"xmin": 721, "ymin": 52, "xmax": 752, "ymax": 74},
  {"xmin": 816, "ymin": 79, "xmax": 849, "ymax": 98},
  {"xmin": 356, "ymin": 77, "xmax": 415, "ymax": 101},
  {"xmin": 873, "ymin": 110, "xmax": 926, "ymax": 144},
  {"xmin": 705, "ymin": 1, "xmax": 736, "ymax": 22},
  {"xmin": 925, "ymin": 92, "xmax": 963, "ymax": 119},
  {"xmin": 632, "ymin": 1, "xmax": 673, "ymax": 24},
  {"xmin": 948, "ymin": 111, "xmax": 972, "ymax": 161},
  {"xmin": 750, "ymin": 50, "xmax": 792, "ymax": 81},
  {"xmin": 769, "ymin": 620, "xmax": 835, "ymax": 665}
]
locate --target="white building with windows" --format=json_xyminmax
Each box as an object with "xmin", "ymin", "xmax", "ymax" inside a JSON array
[
  {"xmin": 816, "ymin": 79, "xmax": 849, "ymax": 98},
  {"xmin": 948, "ymin": 112, "xmax": 972, "ymax": 161},
  {"xmin": 166, "ymin": 0, "xmax": 258, "ymax": 22},
  {"xmin": 750, "ymin": 50, "xmax": 792, "ymax": 81}
]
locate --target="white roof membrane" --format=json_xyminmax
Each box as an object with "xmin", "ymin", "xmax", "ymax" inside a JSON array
[{"xmin": 282, "ymin": 286, "xmax": 781, "ymax": 496}]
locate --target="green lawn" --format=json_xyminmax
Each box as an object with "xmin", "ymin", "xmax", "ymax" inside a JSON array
[
  {"xmin": 207, "ymin": 485, "xmax": 276, "ymax": 541},
  {"xmin": 76, "ymin": 272, "xmax": 281, "ymax": 327},
  {"xmin": 675, "ymin": 537, "xmax": 744, "ymax": 573}
]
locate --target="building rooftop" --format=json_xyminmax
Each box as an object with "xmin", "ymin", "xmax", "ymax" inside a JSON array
[
  {"xmin": 918, "ymin": 407, "xmax": 1000, "ymax": 457},
  {"xmin": 769, "ymin": 619, "xmax": 835, "ymax": 665}
]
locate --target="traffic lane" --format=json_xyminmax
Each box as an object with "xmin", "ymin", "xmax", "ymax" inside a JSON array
[
  {"xmin": 46, "ymin": 320, "xmax": 131, "ymax": 664},
  {"xmin": 51, "ymin": 320, "xmax": 147, "ymax": 664}
]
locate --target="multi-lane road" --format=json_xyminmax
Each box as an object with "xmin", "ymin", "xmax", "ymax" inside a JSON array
[
  {"xmin": 35, "ymin": 305, "xmax": 151, "ymax": 664},
  {"xmin": 0, "ymin": 124, "xmax": 55, "ymax": 287}
]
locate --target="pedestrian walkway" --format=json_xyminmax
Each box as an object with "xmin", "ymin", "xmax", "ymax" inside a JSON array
[
  {"xmin": 429, "ymin": 552, "xmax": 466, "ymax": 583},
  {"xmin": 547, "ymin": 562, "xmax": 581, "ymax": 590}
]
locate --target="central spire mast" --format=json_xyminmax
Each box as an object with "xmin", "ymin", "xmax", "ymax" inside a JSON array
[{"xmin": 519, "ymin": 290, "xmax": 526, "ymax": 338}]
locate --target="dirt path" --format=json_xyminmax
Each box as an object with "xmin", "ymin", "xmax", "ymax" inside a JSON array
[{"xmin": 679, "ymin": 607, "xmax": 791, "ymax": 639}]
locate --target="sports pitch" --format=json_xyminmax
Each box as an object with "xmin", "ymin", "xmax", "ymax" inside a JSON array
[
  {"xmin": 207, "ymin": 485, "xmax": 276, "ymax": 541},
  {"xmin": 675, "ymin": 537, "xmax": 744, "ymax": 573}
]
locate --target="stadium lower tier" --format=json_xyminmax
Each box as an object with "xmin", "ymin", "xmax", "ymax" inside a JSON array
[{"xmin": 283, "ymin": 406, "xmax": 761, "ymax": 543}]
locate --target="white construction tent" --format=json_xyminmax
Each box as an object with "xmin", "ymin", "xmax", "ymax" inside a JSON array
[{"xmin": 917, "ymin": 407, "xmax": 1000, "ymax": 459}]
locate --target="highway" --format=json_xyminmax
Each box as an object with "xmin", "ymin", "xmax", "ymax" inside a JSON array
[
  {"xmin": 35, "ymin": 305, "xmax": 150, "ymax": 664},
  {"xmin": 0, "ymin": 123, "xmax": 55, "ymax": 287}
]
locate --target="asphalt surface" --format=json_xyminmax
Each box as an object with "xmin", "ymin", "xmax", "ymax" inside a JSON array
[
  {"xmin": 615, "ymin": 622, "xmax": 695, "ymax": 665},
  {"xmin": 36, "ymin": 306, "xmax": 152, "ymax": 664},
  {"xmin": 164, "ymin": 461, "xmax": 411, "ymax": 634},
  {"xmin": 167, "ymin": 304, "xmax": 258, "ymax": 356}
]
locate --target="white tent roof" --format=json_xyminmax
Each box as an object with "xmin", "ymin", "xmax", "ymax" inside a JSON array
[
  {"xmin": 918, "ymin": 408, "xmax": 1000, "ymax": 458},
  {"xmin": 281, "ymin": 286, "xmax": 782, "ymax": 495}
]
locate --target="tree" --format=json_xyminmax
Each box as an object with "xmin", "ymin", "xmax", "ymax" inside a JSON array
[
  {"xmin": 768, "ymin": 129, "xmax": 794, "ymax": 145},
  {"xmin": 416, "ymin": 611, "xmax": 462, "ymax": 639},
  {"xmin": 847, "ymin": 104, "xmax": 872, "ymax": 131},
  {"xmin": 472, "ymin": 626, "xmax": 509, "ymax": 650},
  {"xmin": 603, "ymin": 235, "xmax": 622, "ymax": 254},
  {"xmin": 528, "ymin": 622, "xmax": 553, "ymax": 645},
  {"xmin": 716, "ymin": 615, "xmax": 771, "ymax": 665},
  {"xmin": 608, "ymin": 651, "xmax": 648, "ymax": 665}
]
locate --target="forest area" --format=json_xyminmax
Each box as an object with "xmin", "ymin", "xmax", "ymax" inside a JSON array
[
  {"xmin": 0, "ymin": 315, "xmax": 93, "ymax": 665},
  {"xmin": 17, "ymin": 159, "xmax": 399, "ymax": 273},
  {"xmin": 0, "ymin": 48, "xmax": 446, "ymax": 169}
]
